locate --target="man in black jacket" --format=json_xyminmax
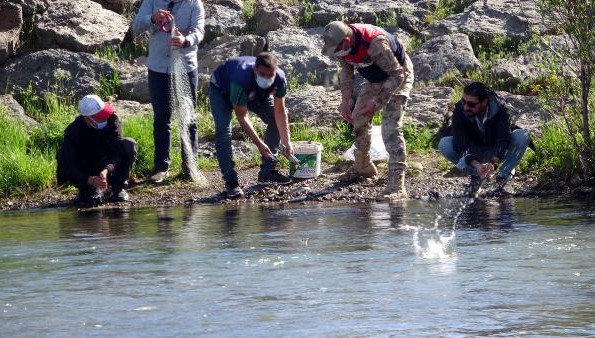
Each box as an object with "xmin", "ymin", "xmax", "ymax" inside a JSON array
[
  {"xmin": 438, "ymin": 82, "xmax": 531, "ymax": 195},
  {"xmin": 57, "ymin": 95, "xmax": 137, "ymax": 205}
]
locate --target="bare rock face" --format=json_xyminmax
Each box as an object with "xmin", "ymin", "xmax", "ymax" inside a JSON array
[
  {"xmin": 196, "ymin": 35, "xmax": 267, "ymax": 76},
  {"xmin": 285, "ymin": 85, "xmax": 341, "ymax": 130},
  {"xmin": 0, "ymin": 49, "xmax": 116, "ymax": 99},
  {"xmin": 8, "ymin": 0, "xmax": 49, "ymax": 15},
  {"xmin": 421, "ymin": 0, "xmax": 550, "ymax": 44},
  {"xmin": 195, "ymin": 34, "xmax": 267, "ymax": 91},
  {"xmin": 118, "ymin": 57, "xmax": 150, "ymax": 103},
  {"xmin": 411, "ymin": 33, "xmax": 481, "ymax": 84},
  {"xmin": 267, "ymin": 27, "xmax": 339, "ymax": 87},
  {"xmin": 310, "ymin": 0, "xmax": 428, "ymax": 34},
  {"xmin": 0, "ymin": 94, "xmax": 39, "ymax": 127},
  {"xmin": 34, "ymin": 0, "xmax": 129, "ymax": 53},
  {"xmin": 203, "ymin": 4, "xmax": 245, "ymax": 43},
  {"xmin": 406, "ymin": 86, "xmax": 455, "ymax": 129},
  {"xmin": 254, "ymin": 0, "xmax": 299, "ymax": 35},
  {"xmin": 0, "ymin": 3, "xmax": 23, "ymax": 65},
  {"xmin": 90, "ymin": 0, "xmax": 138, "ymax": 14},
  {"xmin": 501, "ymin": 93, "xmax": 549, "ymax": 136},
  {"xmin": 489, "ymin": 35, "xmax": 575, "ymax": 88}
]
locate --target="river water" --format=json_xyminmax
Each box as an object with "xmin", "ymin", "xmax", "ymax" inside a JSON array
[{"xmin": 1, "ymin": 198, "xmax": 593, "ymax": 336}]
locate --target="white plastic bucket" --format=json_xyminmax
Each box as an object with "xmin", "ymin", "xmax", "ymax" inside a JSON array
[{"xmin": 289, "ymin": 141, "xmax": 323, "ymax": 178}]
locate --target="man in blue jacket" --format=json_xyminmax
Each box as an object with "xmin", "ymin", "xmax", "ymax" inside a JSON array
[
  {"xmin": 438, "ymin": 82, "xmax": 532, "ymax": 195},
  {"xmin": 209, "ymin": 52, "xmax": 294, "ymax": 198}
]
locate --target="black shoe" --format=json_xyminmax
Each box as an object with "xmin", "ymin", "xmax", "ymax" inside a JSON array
[
  {"xmin": 467, "ymin": 176, "xmax": 484, "ymax": 197},
  {"xmin": 496, "ymin": 176, "xmax": 514, "ymax": 194},
  {"xmin": 257, "ymin": 170, "xmax": 292, "ymax": 186},
  {"xmin": 75, "ymin": 190, "xmax": 103, "ymax": 207},
  {"xmin": 225, "ymin": 179, "xmax": 244, "ymax": 199},
  {"xmin": 110, "ymin": 189, "xmax": 130, "ymax": 202}
]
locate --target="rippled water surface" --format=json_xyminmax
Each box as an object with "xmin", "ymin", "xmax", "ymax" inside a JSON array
[{"xmin": 1, "ymin": 198, "xmax": 594, "ymax": 336}]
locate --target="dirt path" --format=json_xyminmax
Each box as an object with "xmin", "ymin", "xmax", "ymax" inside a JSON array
[{"xmin": 0, "ymin": 152, "xmax": 558, "ymax": 211}]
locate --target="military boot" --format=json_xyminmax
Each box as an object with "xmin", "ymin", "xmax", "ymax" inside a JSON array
[
  {"xmin": 338, "ymin": 150, "xmax": 378, "ymax": 182},
  {"xmin": 376, "ymin": 170, "xmax": 407, "ymax": 201}
]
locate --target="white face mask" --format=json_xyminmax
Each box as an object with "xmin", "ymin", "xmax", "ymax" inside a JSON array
[
  {"xmin": 334, "ymin": 48, "xmax": 351, "ymax": 58},
  {"xmin": 255, "ymin": 74, "xmax": 275, "ymax": 89}
]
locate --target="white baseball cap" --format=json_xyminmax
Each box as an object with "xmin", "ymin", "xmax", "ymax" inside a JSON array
[{"xmin": 78, "ymin": 94, "xmax": 114, "ymax": 119}]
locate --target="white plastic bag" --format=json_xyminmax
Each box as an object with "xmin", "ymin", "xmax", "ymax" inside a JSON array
[{"xmin": 342, "ymin": 125, "xmax": 389, "ymax": 161}]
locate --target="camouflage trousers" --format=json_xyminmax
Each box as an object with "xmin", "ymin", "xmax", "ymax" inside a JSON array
[{"xmin": 351, "ymin": 55, "xmax": 414, "ymax": 172}]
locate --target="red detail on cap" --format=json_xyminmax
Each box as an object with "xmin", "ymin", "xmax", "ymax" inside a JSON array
[{"xmin": 92, "ymin": 103, "xmax": 114, "ymax": 119}]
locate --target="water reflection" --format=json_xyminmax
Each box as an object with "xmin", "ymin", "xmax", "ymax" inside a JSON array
[
  {"xmin": 58, "ymin": 208, "xmax": 135, "ymax": 239},
  {"xmin": 457, "ymin": 198, "xmax": 517, "ymax": 230}
]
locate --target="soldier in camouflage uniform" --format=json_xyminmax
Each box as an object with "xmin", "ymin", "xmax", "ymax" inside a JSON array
[{"xmin": 322, "ymin": 21, "xmax": 414, "ymax": 201}]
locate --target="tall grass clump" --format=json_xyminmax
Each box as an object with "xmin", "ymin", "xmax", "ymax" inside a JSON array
[
  {"xmin": 0, "ymin": 110, "xmax": 56, "ymax": 196},
  {"xmin": 521, "ymin": 120, "xmax": 580, "ymax": 181}
]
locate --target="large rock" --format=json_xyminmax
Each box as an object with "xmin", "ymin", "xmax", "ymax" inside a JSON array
[
  {"xmin": 0, "ymin": 49, "xmax": 116, "ymax": 99},
  {"xmin": 0, "ymin": 94, "xmax": 39, "ymax": 127},
  {"xmin": 196, "ymin": 35, "xmax": 267, "ymax": 75},
  {"xmin": 254, "ymin": 0, "xmax": 299, "ymax": 35},
  {"xmin": 118, "ymin": 57, "xmax": 150, "ymax": 103},
  {"xmin": 90, "ymin": 0, "xmax": 138, "ymax": 14},
  {"xmin": 421, "ymin": 0, "xmax": 550, "ymax": 44},
  {"xmin": 267, "ymin": 27, "xmax": 339, "ymax": 87},
  {"xmin": 0, "ymin": 3, "xmax": 22, "ymax": 65},
  {"xmin": 501, "ymin": 93, "xmax": 549, "ymax": 135},
  {"xmin": 203, "ymin": 4, "xmax": 245, "ymax": 43},
  {"xmin": 489, "ymin": 35, "xmax": 574, "ymax": 88},
  {"xmin": 111, "ymin": 99, "xmax": 152, "ymax": 118},
  {"xmin": 310, "ymin": 0, "xmax": 429, "ymax": 34},
  {"xmin": 195, "ymin": 34, "xmax": 267, "ymax": 91},
  {"xmin": 285, "ymin": 85, "xmax": 341, "ymax": 130},
  {"xmin": 8, "ymin": 0, "xmax": 49, "ymax": 16},
  {"xmin": 406, "ymin": 86, "xmax": 455, "ymax": 129},
  {"xmin": 34, "ymin": 0, "xmax": 129, "ymax": 53},
  {"xmin": 411, "ymin": 33, "xmax": 481, "ymax": 84}
]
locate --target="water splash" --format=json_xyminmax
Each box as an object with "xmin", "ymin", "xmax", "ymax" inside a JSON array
[
  {"xmin": 410, "ymin": 194, "xmax": 479, "ymax": 260},
  {"xmin": 168, "ymin": 21, "xmax": 207, "ymax": 186}
]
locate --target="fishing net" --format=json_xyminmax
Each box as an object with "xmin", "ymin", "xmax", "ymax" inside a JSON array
[{"xmin": 167, "ymin": 22, "xmax": 207, "ymax": 186}]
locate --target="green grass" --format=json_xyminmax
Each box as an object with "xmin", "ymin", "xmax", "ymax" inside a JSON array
[
  {"xmin": 0, "ymin": 110, "xmax": 56, "ymax": 196},
  {"xmin": 424, "ymin": 0, "xmax": 468, "ymax": 25},
  {"xmin": 520, "ymin": 121, "xmax": 579, "ymax": 181}
]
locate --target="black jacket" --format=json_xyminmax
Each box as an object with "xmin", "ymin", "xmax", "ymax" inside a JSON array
[
  {"xmin": 56, "ymin": 114, "xmax": 124, "ymax": 187},
  {"xmin": 450, "ymin": 92, "xmax": 512, "ymax": 164}
]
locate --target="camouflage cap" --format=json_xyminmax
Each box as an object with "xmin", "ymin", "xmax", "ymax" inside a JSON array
[{"xmin": 321, "ymin": 21, "xmax": 350, "ymax": 56}]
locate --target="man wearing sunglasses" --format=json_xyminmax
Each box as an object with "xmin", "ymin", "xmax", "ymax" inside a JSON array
[
  {"xmin": 321, "ymin": 21, "xmax": 414, "ymax": 201},
  {"xmin": 438, "ymin": 82, "xmax": 532, "ymax": 196},
  {"xmin": 57, "ymin": 95, "xmax": 138, "ymax": 206}
]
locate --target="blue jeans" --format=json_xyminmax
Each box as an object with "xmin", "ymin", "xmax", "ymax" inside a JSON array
[
  {"xmin": 438, "ymin": 129, "xmax": 531, "ymax": 179},
  {"xmin": 208, "ymin": 82, "xmax": 279, "ymax": 183},
  {"xmin": 148, "ymin": 69, "xmax": 199, "ymax": 172}
]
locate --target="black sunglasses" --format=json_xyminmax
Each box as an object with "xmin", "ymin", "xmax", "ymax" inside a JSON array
[{"xmin": 462, "ymin": 98, "xmax": 479, "ymax": 108}]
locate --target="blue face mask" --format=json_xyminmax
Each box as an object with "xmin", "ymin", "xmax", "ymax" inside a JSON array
[
  {"xmin": 255, "ymin": 74, "xmax": 275, "ymax": 89},
  {"xmin": 89, "ymin": 117, "xmax": 107, "ymax": 130}
]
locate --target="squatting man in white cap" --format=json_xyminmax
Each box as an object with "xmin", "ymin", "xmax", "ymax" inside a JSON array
[
  {"xmin": 322, "ymin": 20, "xmax": 415, "ymax": 201},
  {"xmin": 57, "ymin": 95, "xmax": 137, "ymax": 206}
]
